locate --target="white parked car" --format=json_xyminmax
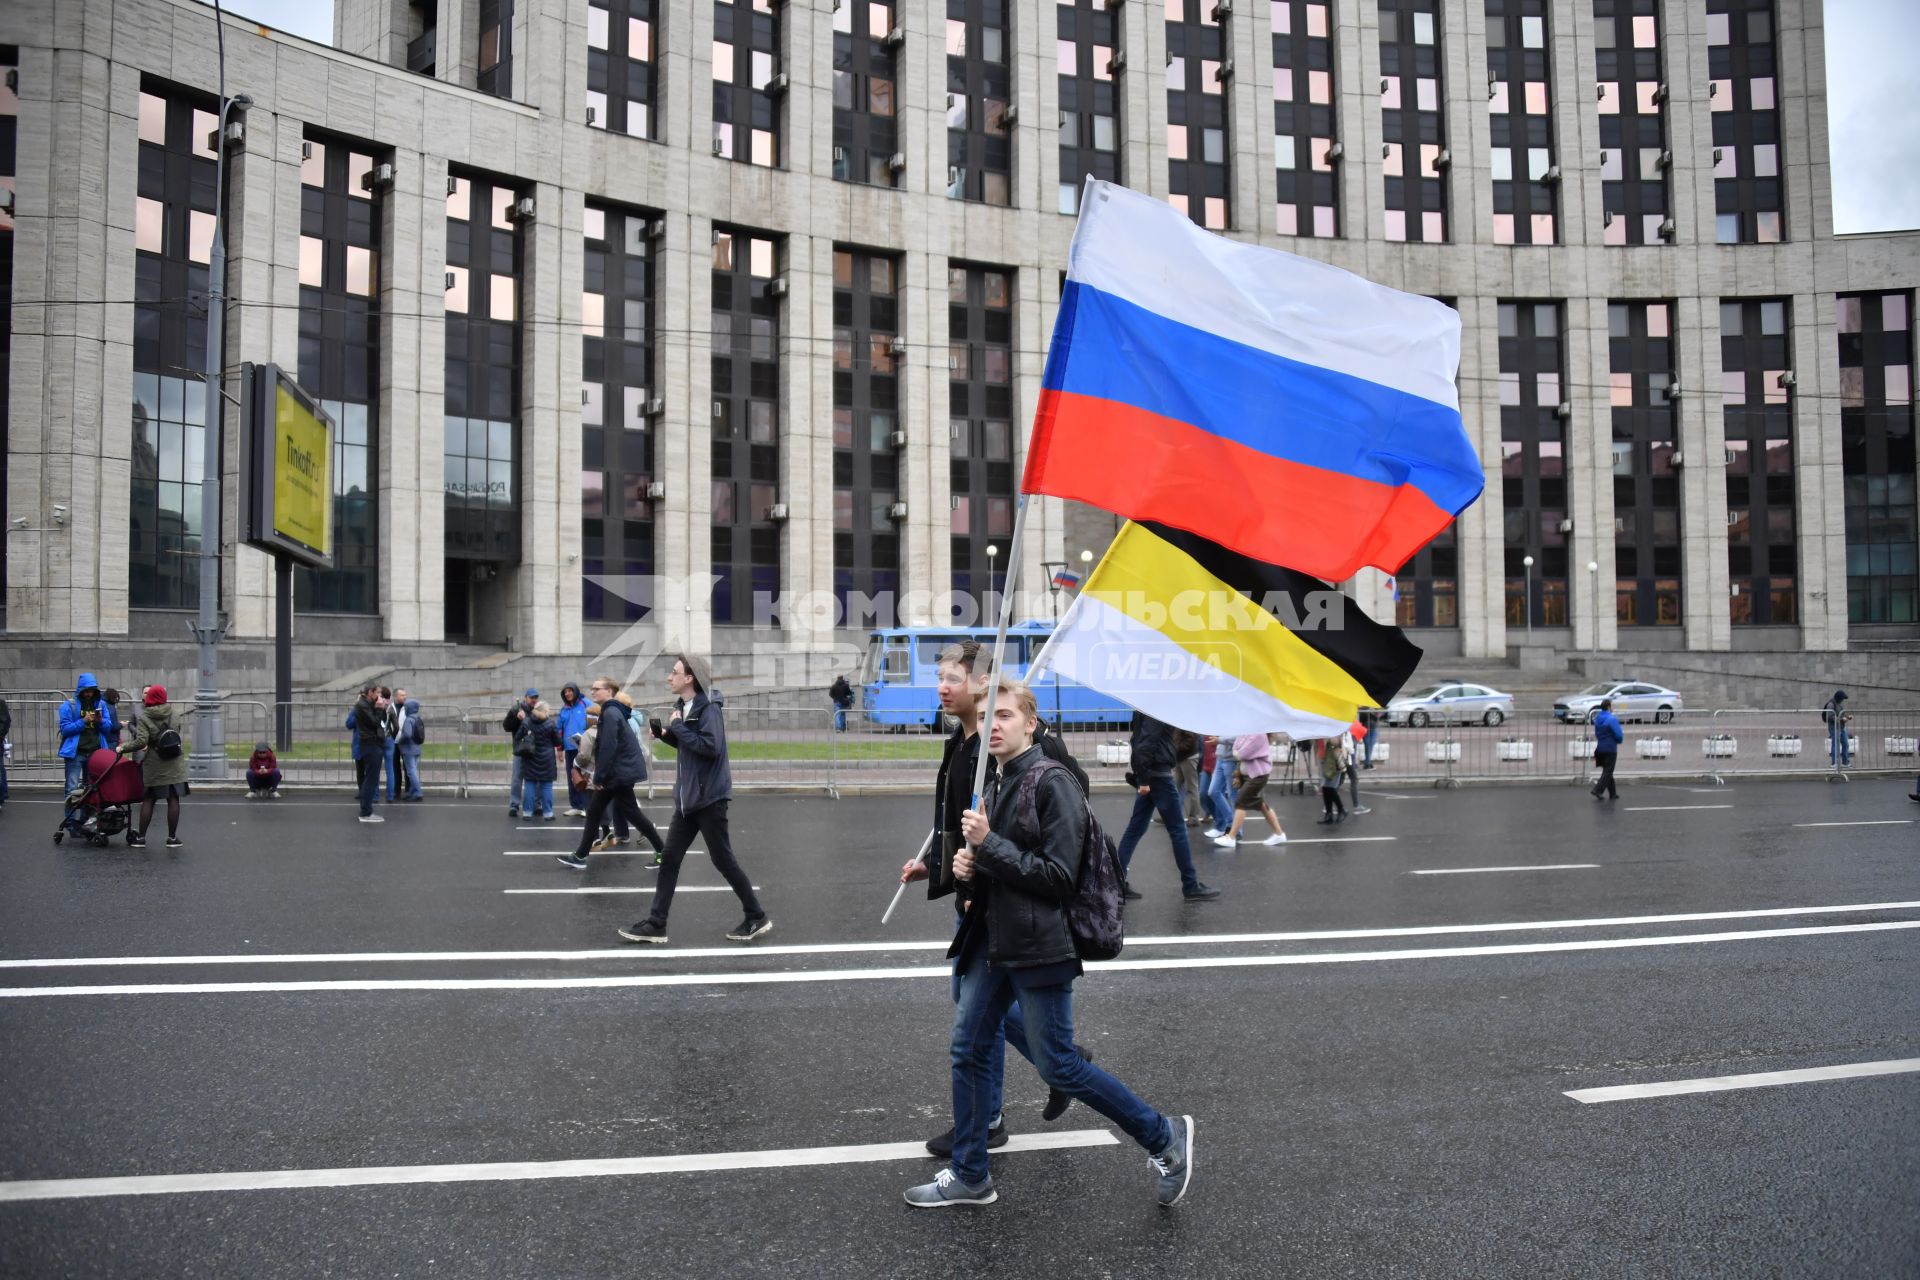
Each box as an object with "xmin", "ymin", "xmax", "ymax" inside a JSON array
[
  {"xmin": 1553, "ymin": 680, "xmax": 1684, "ymax": 724},
  {"xmin": 1384, "ymin": 681, "xmax": 1516, "ymax": 728}
]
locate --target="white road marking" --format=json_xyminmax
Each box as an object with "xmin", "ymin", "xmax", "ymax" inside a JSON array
[
  {"xmin": 503, "ymin": 886, "xmax": 758, "ymax": 895},
  {"xmin": 7, "ymin": 900, "xmax": 1917, "ymax": 969},
  {"xmin": 0, "ymin": 1130, "xmax": 1122, "ymax": 1202},
  {"xmin": 7, "ymin": 920, "xmax": 1915, "ymax": 998},
  {"xmin": 1564, "ymin": 1058, "xmax": 1920, "ymax": 1104},
  {"xmin": 1270, "ymin": 836, "xmax": 1398, "ymax": 846},
  {"xmin": 1361, "ymin": 792, "xmax": 1437, "ymax": 801},
  {"xmin": 1622, "ymin": 805, "xmax": 1734, "ymax": 811},
  {"xmin": 1791, "ymin": 820, "xmax": 1914, "ymax": 829},
  {"xmin": 1410, "ymin": 864, "xmax": 1598, "ymax": 876}
]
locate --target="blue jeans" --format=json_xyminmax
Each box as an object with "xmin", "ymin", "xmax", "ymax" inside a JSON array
[
  {"xmin": 399, "ymin": 749, "xmax": 422, "ymax": 799},
  {"xmin": 1114, "ymin": 776, "xmax": 1201, "ymax": 894},
  {"xmin": 1829, "ymin": 722, "xmax": 1851, "ymax": 766},
  {"xmin": 356, "ymin": 756, "xmax": 381, "ymax": 817},
  {"xmin": 1363, "ymin": 725, "xmax": 1377, "ymax": 765},
  {"xmin": 521, "ymin": 779, "xmax": 554, "ymax": 818},
  {"xmin": 947, "ymin": 908, "xmax": 1036, "ymax": 1124},
  {"xmin": 1206, "ymin": 758, "xmax": 1235, "ymax": 830},
  {"xmin": 509, "ymin": 756, "xmax": 523, "ymax": 811},
  {"xmin": 381, "ymin": 738, "xmax": 399, "ymax": 800},
  {"xmin": 834, "ymin": 707, "xmax": 847, "ymax": 732},
  {"xmin": 948, "ymin": 947, "xmax": 1170, "ymax": 1187},
  {"xmin": 63, "ymin": 756, "xmax": 88, "ymax": 829}
]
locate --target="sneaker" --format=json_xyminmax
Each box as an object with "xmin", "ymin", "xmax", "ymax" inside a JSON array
[
  {"xmin": 1150, "ymin": 1115, "xmax": 1195, "ymax": 1207},
  {"xmin": 543, "ymin": 813, "xmax": 557, "ymax": 822},
  {"xmin": 589, "ymin": 833, "xmax": 620, "ymax": 853},
  {"xmin": 555, "ymin": 854, "xmax": 591, "ymax": 870},
  {"xmin": 270, "ymin": 792, "xmax": 283, "ymax": 800},
  {"xmin": 126, "ymin": 834, "xmax": 146, "ymax": 848},
  {"xmin": 1316, "ymin": 816, "xmax": 1335, "ymax": 825},
  {"xmin": 164, "ymin": 836, "xmax": 183, "ymax": 848},
  {"xmin": 1910, "ymin": 793, "xmax": 1920, "ymax": 804},
  {"xmin": 508, "ymin": 807, "xmax": 519, "ymax": 818},
  {"xmin": 1042, "ymin": 1051, "xmax": 1091, "ymax": 1122},
  {"xmin": 1264, "ymin": 833, "xmax": 1288, "ymax": 846},
  {"xmin": 565, "ymin": 808, "xmax": 587, "ymax": 817},
  {"xmin": 903, "ymin": 1168, "xmax": 996, "ymax": 1209},
  {"xmin": 358, "ymin": 814, "xmax": 385, "ymax": 824},
  {"xmin": 1182, "ymin": 884, "xmax": 1221, "ymax": 901},
  {"xmin": 649, "ymin": 849, "xmax": 665, "ymax": 868},
  {"xmin": 1121, "ymin": 883, "xmax": 1144, "ymax": 901},
  {"xmin": 618, "ymin": 919, "xmax": 669, "ymax": 944},
  {"xmin": 726, "ymin": 915, "xmax": 774, "ymax": 942},
  {"xmin": 1211, "ymin": 834, "xmax": 1236, "ymax": 848},
  {"xmin": 925, "ymin": 1117, "xmax": 1008, "ymax": 1157},
  {"xmin": 1201, "ymin": 828, "xmax": 1223, "ymax": 840},
  {"xmin": 1352, "ymin": 806, "xmax": 1372, "ymax": 815}
]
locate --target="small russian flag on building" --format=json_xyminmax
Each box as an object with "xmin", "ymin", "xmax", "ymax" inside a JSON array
[
  {"xmin": 1023, "ymin": 180, "xmax": 1482, "ymax": 583},
  {"xmin": 1051, "ymin": 568, "xmax": 1082, "ymax": 590}
]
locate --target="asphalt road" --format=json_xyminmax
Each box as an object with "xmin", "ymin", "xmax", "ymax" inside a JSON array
[{"xmin": 1, "ymin": 776, "xmax": 1916, "ymax": 1278}]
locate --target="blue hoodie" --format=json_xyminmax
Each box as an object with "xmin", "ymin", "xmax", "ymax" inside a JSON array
[
  {"xmin": 58, "ymin": 673, "xmax": 116, "ymax": 760},
  {"xmin": 556, "ymin": 684, "xmax": 590, "ymax": 752},
  {"xmin": 1592, "ymin": 708, "xmax": 1624, "ymax": 752},
  {"xmin": 397, "ymin": 699, "xmax": 424, "ymax": 757}
]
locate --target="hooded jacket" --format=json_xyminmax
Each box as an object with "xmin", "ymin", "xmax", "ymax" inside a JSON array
[
  {"xmin": 1591, "ymin": 708, "xmax": 1624, "ymax": 752},
  {"xmin": 1123, "ymin": 711, "xmax": 1176, "ymax": 784},
  {"xmin": 661, "ymin": 688, "xmax": 731, "ymax": 814},
  {"xmin": 351, "ymin": 694, "xmax": 386, "ymax": 757},
  {"xmin": 592, "ymin": 700, "xmax": 649, "ymax": 788},
  {"xmin": 59, "ymin": 674, "xmax": 116, "ymax": 760},
  {"xmin": 396, "ymin": 699, "xmax": 425, "ymax": 757},
  {"xmin": 556, "ymin": 685, "xmax": 590, "ymax": 751},
  {"xmin": 947, "ymin": 744, "xmax": 1087, "ymax": 972},
  {"xmin": 127, "ymin": 702, "xmax": 190, "ymax": 789},
  {"xmin": 516, "ymin": 713, "xmax": 562, "ymax": 784}
]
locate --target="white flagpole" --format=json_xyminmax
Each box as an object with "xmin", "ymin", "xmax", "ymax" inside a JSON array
[
  {"xmin": 966, "ymin": 494, "xmax": 1032, "ymax": 819},
  {"xmin": 881, "ymin": 827, "xmax": 937, "ymax": 924}
]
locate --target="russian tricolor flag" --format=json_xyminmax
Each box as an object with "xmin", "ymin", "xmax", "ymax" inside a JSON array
[{"xmin": 1023, "ymin": 181, "xmax": 1482, "ymax": 583}]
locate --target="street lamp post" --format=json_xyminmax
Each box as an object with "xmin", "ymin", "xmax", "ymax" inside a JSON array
[
  {"xmin": 1587, "ymin": 559, "xmax": 1599, "ymax": 645},
  {"xmin": 985, "ymin": 544, "xmax": 999, "ymax": 614},
  {"xmin": 1522, "ymin": 554, "xmax": 1535, "ymax": 639}
]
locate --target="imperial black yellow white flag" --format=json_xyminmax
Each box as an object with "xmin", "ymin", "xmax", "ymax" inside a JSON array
[{"xmin": 1031, "ymin": 521, "xmax": 1422, "ymax": 739}]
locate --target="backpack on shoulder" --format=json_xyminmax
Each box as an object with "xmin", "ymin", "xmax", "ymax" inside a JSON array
[
  {"xmin": 1009, "ymin": 758, "xmax": 1126, "ymax": 962},
  {"xmin": 154, "ymin": 727, "xmax": 184, "ymax": 760},
  {"xmin": 412, "ymin": 714, "xmax": 427, "ymax": 745}
]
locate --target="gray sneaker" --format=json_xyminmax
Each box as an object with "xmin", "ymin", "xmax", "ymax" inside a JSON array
[
  {"xmin": 1150, "ymin": 1114, "xmax": 1195, "ymax": 1206},
  {"xmin": 902, "ymin": 1168, "xmax": 996, "ymax": 1209}
]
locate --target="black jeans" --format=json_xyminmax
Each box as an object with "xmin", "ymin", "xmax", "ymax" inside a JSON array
[
  {"xmin": 1592, "ymin": 750, "xmax": 1619, "ymax": 798},
  {"xmin": 1321, "ymin": 783, "xmax": 1346, "ymax": 818},
  {"xmin": 355, "ymin": 756, "xmax": 380, "ymax": 817},
  {"xmin": 573, "ymin": 784, "xmax": 662, "ymax": 857},
  {"xmin": 647, "ymin": 800, "xmax": 762, "ymax": 926}
]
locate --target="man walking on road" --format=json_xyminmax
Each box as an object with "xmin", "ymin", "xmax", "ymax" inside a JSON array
[
  {"xmin": 619, "ymin": 655, "xmax": 771, "ymax": 944},
  {"xmin": 556, "ymin": 677, "xmax": 664, "ymax": 869},
  {"xmin": 1590, "ymin": 699, "xmax": 1624, "ymax": 801},
  {"xmin": 903, "ymin": 677, "xmax": 1197, "ymax": 1210},
  {"xmin": 1112, "ymin": 712, "xmax": 1219, "ymax": 901}
]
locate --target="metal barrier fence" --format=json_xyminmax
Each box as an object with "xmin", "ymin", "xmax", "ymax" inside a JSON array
[{"xmin": 5, "ymin": 697, "xmax": 1915, "ymax": 795}]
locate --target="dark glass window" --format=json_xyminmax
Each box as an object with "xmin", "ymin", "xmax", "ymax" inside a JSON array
[
  {"xmin": 1396, "ymin": 296, "xmax": 1459, "ymax": 626},
  {"xmin": 834, "ymin": 0, "xmax": 899, "ymax": 187},
  {"xmin": 833, "ymin": 247, "xmax": 903, "ymax": 612},
  {"xmin": 1380, "ymin": 0, "xmax": 1448, "ymax": 242},
  {"xmin": 1056, "ymin": 0, "xmax": 1122, "ymax": 216},
  {"xmin": 131, "ymin": 84, "xmax": 219, "ymax": 610},
  {"xmin": 443, "ymin": 173, "xmax": 524, "ymax": 566},
  {"xmin": 582, "ymin": 203, "xmax": 659, "ymax": 622},
  {"xmin": 478, "ymin": 0, "xmax": 514, "ymax": 98},
  {"xmin": 1719, "ymin": 299, "xmax": 1795, "ymax": 624},
  {"xmin": 948, "ymin": 263, "xmax": 1016, "ymax": 616},
  {"xmin": 0, "ymin": 44, "xmax": 14, "ymax": 600},
  {"xmin": 1166, "ymin": 0, "xmax": 1231, "ymax": 229},
  {"xmin": 294, "ymin": 137, "xmax": 382, "ymax": 614},
  {"xmin": 713, "ymin": 0, "xmax": 782, "ymax": 167},
  {"xmin": 1485, "ymin": 0, "xmax": 1557, "ymax": 245},
  {"xmin": 1497, "ymin": 301, "xmax": 1567, "ymax": 626},
  {"xmin": 946, "ymin": 0, "xmax": 1012, "ymax": 205},
  {"xmin": 1708, "ymin": 0, "xmax": 1783, "ymax": 243},
  {"xmin": 710, "ymin": 226, "xmax": 782, "ymax": 624},
  {"xmin": 408, "ymin": 4, "xmax": 436, "ymax": 76},
  {"xmin": 1838, "ymin": 292, "xmax": 1917, "ymax": 623},
  {"xmin": 1594, "ymin": 0, "xmax": 1669, "ymax": 244},
  {"xmin": 1608, "ymin": 301, "xmax": 1681, "ymax": 626},
  {"xmin": 1269, "ymin": 1, "xmax": 1338, "ymax": 237},
  {"xmin": 587, "ymin": 0, "xmax": 658, "ymax": 139}
]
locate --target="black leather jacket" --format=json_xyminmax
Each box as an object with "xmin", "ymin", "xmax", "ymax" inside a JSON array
[
  {"xmin": 1125, "ymin": 711, "xmax": 1177, "ymax": 783},
  {"xmin": 948, "ymin": 745, "xmax": 1087, "ymax": 970}
]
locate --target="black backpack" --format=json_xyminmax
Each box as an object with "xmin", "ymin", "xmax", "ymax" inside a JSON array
[
  {"xmin": 154, "ymin": 727, "xmax": 183, "ymax": 760},
  {"xmin": 1007, "ymin": 757, "xmax": 1126, "ymax": 962},
  {"xmin": 411, "ymin": 714, "xmax": 427, "ymax": 745}
]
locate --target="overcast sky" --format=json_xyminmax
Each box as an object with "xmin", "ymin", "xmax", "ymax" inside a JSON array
[{"xmin": 203, "ymin": 0, "xmax": 1916, "ymax": 234}]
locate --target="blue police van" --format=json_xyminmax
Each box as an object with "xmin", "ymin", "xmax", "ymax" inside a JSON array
[{"xmin": 858, "ymin": 623, "xmax": 1134, "ymax": 728}]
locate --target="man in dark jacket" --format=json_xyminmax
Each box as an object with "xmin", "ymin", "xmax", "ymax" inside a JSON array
[
  {"xmin": 557, "ymin": 677, "xmax": 664, "ymax": 867},
  {"xmin": 904, "ymin": 677, "xmax": 1195, "ymax": 1210},
  {"xmin": 352, "ymin": 685, "xmax": 388, "ymax": 823},
  {"xmin": 0, "ymin": 695, "xmax": 10, "ymax": 814},
  {"xmin": 1112, "ymin": 712, "xmax": 1218, "ymax": 901},
  {"xmin": 620, "ymin": 655, "xmax": 770, "ymax": 944},
  {"xmin": 1590, "ymin": 699, "xmax": 1624, "ymax": 800},
  {"xmin": 503, "ymin": 688, "xmax": 539, "ymax": 817}
]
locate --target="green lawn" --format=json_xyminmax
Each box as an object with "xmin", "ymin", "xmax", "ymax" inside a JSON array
[{"xmin": 226, "ymin": 738, "xmax": 946, "ymax": 763}]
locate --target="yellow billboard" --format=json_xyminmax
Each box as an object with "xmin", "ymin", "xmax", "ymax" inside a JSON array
[{"xmin": 272, "ymin": 384, "xmax": 332, "ymax": 558}]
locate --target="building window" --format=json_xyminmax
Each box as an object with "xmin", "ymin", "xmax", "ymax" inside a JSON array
[
  {"xmin": 711, "ymin": 226, "xmax": 782, "ymax": 624},
  {"xmin": 0, "ymin": 44, "xmax": 15, "ymax": 601},
  {"xmin": 949, "ymin": 263, "xmax": 1016, "ymax": 615},
  {"xmin": 444, "ymin": 172, "xmax": 523, "ymax": 575},
  {"xmin": 587, "ymin": 0, "xmax": 657, "ymax": 138},
  {"xmin": 1609, "ymin": 301, "xmax": 1682, "ymax": 625},
  {"xmin": 1719, "ymin": 299, "xmax": 1794, "ymax": 624},
  {"xmin": 1485, "ymin": 0, "xmax": 1556, "ymax": 245},
  {"xmin": 1594, "ymin": 0, "xmax": 1668, "ymax": 244},
  {"xmin": 1380, "ymin": 0, "xmax": 1448, "ymax": 242},
  {"xmin": 478, "ymin": 0, "xmax": 514, "ymax": 98},
  {"xmin": 1166, "ymin": 0, "xmax": 1230, "ymax": 229},
  {"xmin": 1057, "ymin": 0, "xmax": 1122, "ymax": 215},
  {"xmin": 1498, "ymin": 302, "xmax": 1567, "ymax": 626},
  {"xmin": 1838, "ymin": 292, "xmax": 1917, "ymax": 623},
  {"xmin": 294, "ymin": 136, "xmax": 382, "ymax": 614},
  {"xmin": 130, "ymin": 85, "xmax": 219, "ymax": 610},
  {"xmin": 834, "ymin": 0, "xmax": 899, "ymax": 187},
  {"xmin": 1270, "ymin": 1, "xmax": 1338, "ymax": 237},
  {"xmin": 583, "ymin": 203, "xmax": 659, "ymax": 622},
  {"xmin": 833, "ymin": 247, "xmax": 903, "ymax": 611},
  {"xmin": 714, "ymin": 0, "xmax": 782, "ymax": 168},
  {"xmin": 947, "ymin": 0, "xmax": 1012, "ymax": 205},
  {"xmin": 1708, "ymin": 0, "xmax": 1783, "ymax": 243},
  {"xmin": 1396, "ymin": 296, "xmax": 1459, "ymax": 625}
]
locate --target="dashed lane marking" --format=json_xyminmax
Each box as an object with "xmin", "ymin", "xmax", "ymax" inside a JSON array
[{"xmin": 1565, "ymin": 1058, "xmax": 1920, "ymax": 1104}]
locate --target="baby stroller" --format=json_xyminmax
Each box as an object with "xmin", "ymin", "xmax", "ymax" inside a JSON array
[{"xmin": 56, "ymin": 747, "xmax": 144, "ymax": 847}]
